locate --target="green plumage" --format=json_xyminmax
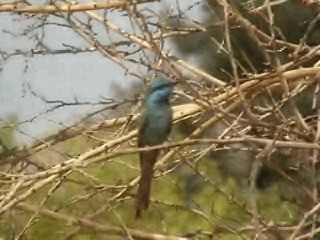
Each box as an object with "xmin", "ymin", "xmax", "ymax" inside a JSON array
[{"xmin": 135, "ymin": 77, "xmax": 175, "ymax": 218}]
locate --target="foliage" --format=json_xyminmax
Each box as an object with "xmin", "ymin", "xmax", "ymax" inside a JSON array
[{"xmin": 1, "ymin": 0, "xmax": 320, "ymax": 239}]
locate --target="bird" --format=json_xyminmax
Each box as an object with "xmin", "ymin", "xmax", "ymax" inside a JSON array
[{"xmin": 135, "ymin": 76, "xmax": 176, "ymax": 218}]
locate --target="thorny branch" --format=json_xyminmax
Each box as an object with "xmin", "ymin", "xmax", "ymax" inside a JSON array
[{"xmin": 1, "ymin": 0, "xmax": 320, "ymax": 239}]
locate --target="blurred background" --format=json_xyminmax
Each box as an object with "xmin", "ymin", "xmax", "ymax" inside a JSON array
[{"xmin": 1, "ymin": 0, "xmax": 320, "ymax": 239}]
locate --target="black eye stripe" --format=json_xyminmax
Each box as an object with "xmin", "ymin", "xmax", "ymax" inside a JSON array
[{"xmin": 149, "ymin": 83, "xmax": 174, "ymax": 94}]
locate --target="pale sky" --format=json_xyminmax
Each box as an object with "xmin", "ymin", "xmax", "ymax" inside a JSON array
[{"xmin": 0, "ymin": 1, "xmax": 203, "ymax": 145}]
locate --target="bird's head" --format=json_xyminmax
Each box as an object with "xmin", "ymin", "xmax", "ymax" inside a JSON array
[{"xmin": 146, "ymin": 76, "xmax": 176, "ymax": 104}]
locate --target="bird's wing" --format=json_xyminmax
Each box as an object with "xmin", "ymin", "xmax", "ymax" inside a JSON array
[
  {"xmin": 137, "ymin": 112, "xmax": 147, "ymax": 147},
  {"xmin": 136, "ymin": 112, "xmax": 159, "ymax": 218},
  {"xmin": 165, "ymin": 108, "xmax": 173, "ymax": 137}
]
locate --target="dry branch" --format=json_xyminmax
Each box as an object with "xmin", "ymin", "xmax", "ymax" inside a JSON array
[
  {"xmin": 0, "ymin": 0, "xmax": 155, "ymax": 13},
  {"xmin": 15, "ymin": 203, "xmax": 187, "ymax": 240},
  {"xmin": 1, "ymin": 0, "xmax": 320, "ymax": 238}
]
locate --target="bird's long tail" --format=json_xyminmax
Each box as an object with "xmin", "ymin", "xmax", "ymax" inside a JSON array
[{"xmin": 135, "ymin": 150, "xmax": 159, "ymax": 219}]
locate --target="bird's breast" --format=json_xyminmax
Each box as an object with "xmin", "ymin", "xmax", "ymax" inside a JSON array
[{"xmin": 143, "ymin": 106, "xmax": 172, "ymax": 145}]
